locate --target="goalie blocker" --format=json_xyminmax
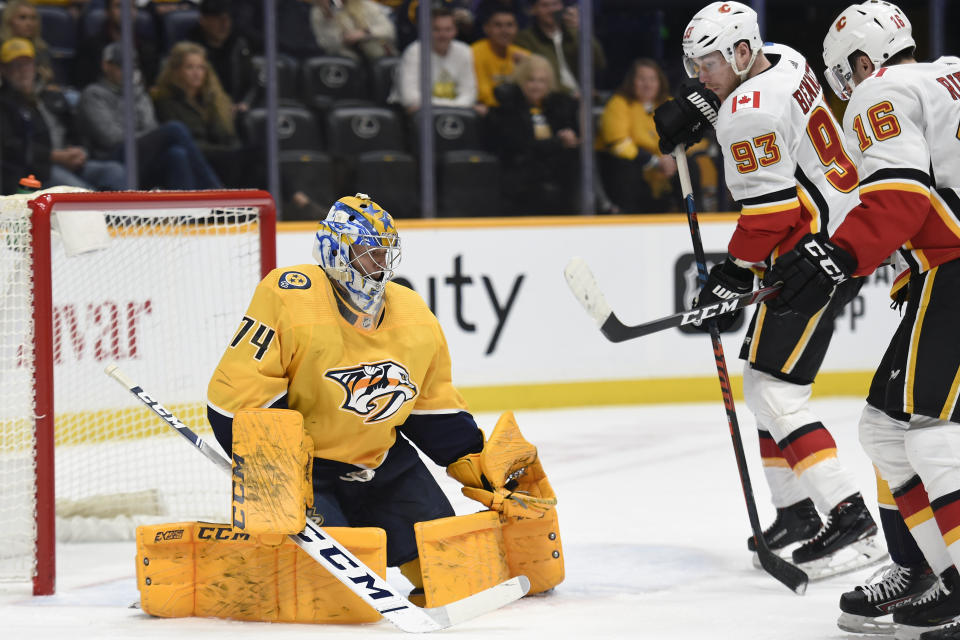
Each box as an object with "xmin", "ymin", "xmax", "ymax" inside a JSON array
[{"xmin": 135, "ymin": 409, "xmax": 563, "ymax": 622}]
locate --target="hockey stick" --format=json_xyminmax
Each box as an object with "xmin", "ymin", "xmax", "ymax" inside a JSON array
[
  {"xmin": 104, "ymin": 364, "xmax": 530, "ymax": 633},
  {"xmin": 672, "ymin": 147, "xmax": 808, "ymax": 595},
  {"xmin": 564, "ymin": 257, "xmax": 780, "ymax": 342}
]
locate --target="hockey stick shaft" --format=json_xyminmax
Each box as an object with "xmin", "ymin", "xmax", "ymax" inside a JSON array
[
  {"xmin": 104, "ymin": 364, "xmax": 529, "ymax": 632},
  {"xmin": 673, "ymin": 148, "xmax": 807, "ymax": 595},
  {"xmin": 564, "ymin": 257, "xmax": 780, "ymax": 342}
]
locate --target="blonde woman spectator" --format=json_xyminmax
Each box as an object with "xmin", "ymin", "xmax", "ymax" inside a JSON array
[
  {"xmin": 488, "ymin": 53, "xmax": 580, "ymax": 215},
  {"xmin": 597, "ymin": 58, "xmax": 716, "ymax": 213},
  {"xmin": 151, "ymin": 41, "xmax": 244, "ymax": 185},
  {"xmin": 1, "ymin": 0, "xmax": 54, "ymax": 86},
  {"xmin": 310, "ymin": 0, "xmax": 397, "ymax": 62}
]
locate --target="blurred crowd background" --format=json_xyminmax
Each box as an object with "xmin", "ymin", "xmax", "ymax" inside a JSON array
[{"xmin": 0, "ymin": 0, "xmax": 954, "ymax": 219}]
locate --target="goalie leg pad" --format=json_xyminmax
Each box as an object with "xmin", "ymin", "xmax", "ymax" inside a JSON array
[
  {"xmin": 136, "ymin": 521, "xmax": 386, "ymax": 624},
  {"xmin": 414, "ymin": 511, "xmax": 511, "ymax": 608},
  {"xmin": 501, "ymin": 507, "xmax": 564, "ymax": 595},
  {"xmin": 232, "ymin": 408, "xmax": 313, "ymax": 535}
]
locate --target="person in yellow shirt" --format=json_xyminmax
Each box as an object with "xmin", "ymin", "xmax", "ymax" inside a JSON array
[
  {"xmin": 471, "ymin": 7, "xmax": 528, "ymax": 111},
  {"xmin": 597, "ymin": 58, "xmax": 717, "ymax": 213}
]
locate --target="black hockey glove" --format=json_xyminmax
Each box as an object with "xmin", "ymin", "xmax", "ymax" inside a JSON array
[
  {"xmin": 654, "ymin": 83, "xmax": 721, "ymax": 154},
  {"xmin": 692, "ymin": 257, "xmax": 754, "ymax": 333},
  {"xmin": 763, "ymin": 234, "xmax": 857, "ymax": 317}
]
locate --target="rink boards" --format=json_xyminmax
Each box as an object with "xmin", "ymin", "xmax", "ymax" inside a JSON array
[{"xmin": 278, "ymin": 215, "xmax": 902, "ymax": 411}]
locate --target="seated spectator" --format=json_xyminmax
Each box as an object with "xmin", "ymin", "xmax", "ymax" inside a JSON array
[
  {"xmin": 393, "ymin": 8, "xmax": 478, "ymax": 113},
  {"xmin": 228, "ymin": 0, "xmax": 264, "ymax": 52},
  {"xmin": 395, "ymin": 0, "xmax": 473, "ymax": 51},
  {"xmin": 0, "ymin": 0, "xmax": 55, "ymax": 87},
  {"xmin": 470, "ymin": 0, "xmax": 526, "ymax": 40},
  {"xmin": 276, "ymin": 0, "xmax": 325, "ymax": 59},
  {"xmin": 514, "ymin": 0, "xmax": 604, "ymax": 98},
  {"xmin": 76, "ymin": 0, "xmax": 160, "ymax": 87},
  {"xmin": 77, "ymin": 42, "xmax": 222, "ymax": 190},
  {"xmin": 151, "ymin": 41, "xmax": 245, "ymax": 186},
  {"xmin": 488, "ymin": 53, "xmax": 580, "ymax": 215},
  {"xmin": 185, "ymin": 0, "xmax": 256, "ymax": 110},
  {"xmin": 310, "ymin": 0, "xmax": 397, "ymax": 63},
  {"xmin": 596, "ymin": 58, "xmax": 718, "ymax": 213},
  {"xmin": 471, "ymin": 5, "xmax": 527, "ymax": 112}
]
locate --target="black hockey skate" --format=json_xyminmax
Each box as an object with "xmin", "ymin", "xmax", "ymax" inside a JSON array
[
  {"xmin": 746, "ymin": 497, "xmax": 821, "ymax": 552},
  {"xmin": 893, "ymin": 567, "xmax": 960, "ymax": 640},
  {"xmin": 920, "ymin": 621, "xmax": 960, "ymax": 639},
  {"xmin": 836, "ymin": 562, "xmax": 936, "ymax": 634},
  {"xmin": 792, "ymin": 493, "xmax": 886, "ymax": 579}
]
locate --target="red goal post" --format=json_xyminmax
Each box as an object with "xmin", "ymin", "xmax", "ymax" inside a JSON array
[{"xmin": 0, "ymin": 189, "xmax": 276, "ymax": 595}]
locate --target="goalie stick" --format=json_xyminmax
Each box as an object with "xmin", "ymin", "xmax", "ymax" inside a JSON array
[
  {"xmin": 671, "ymin": 147, "xmax": 807, "ymax": 595},
  {"xmin": 564, "ymin": 257, "xmax": 780, "ymax": 342},
  {"xmin": 104, "ymin": 364, "xmax": 530, "ymax": 633}
]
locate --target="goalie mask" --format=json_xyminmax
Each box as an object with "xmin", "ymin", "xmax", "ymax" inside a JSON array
[
  {"xmin": 682, "ymin": 1, "xmax": 763, "ymax": 81},
  {"xmin": 313, "ymin": 194, "xmax": 400, "ymax": 316},
  {"xmin": 822, "ymin": 1, "xmax": 915, "ymax": 100}
]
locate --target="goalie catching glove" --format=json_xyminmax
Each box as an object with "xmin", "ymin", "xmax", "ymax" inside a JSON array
[
  {"xmin": 653, "ymin": 82, "xmax": 720, "ymax": 154},
  {"xmin": 447, "ymin": 412, "xmax": 557, "ymax": 519}
]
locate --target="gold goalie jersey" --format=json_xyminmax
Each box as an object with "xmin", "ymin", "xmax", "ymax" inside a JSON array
[
  {"xmin": 207, "ymin": 265, "xmax": 469, "ymax": 469},
  {"xmin": 716, "ymin": 43, "xmax": 862, "ymax": 264}
]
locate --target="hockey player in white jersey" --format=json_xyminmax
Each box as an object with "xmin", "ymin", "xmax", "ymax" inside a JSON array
[
  {"xmin": 653, "ymin": 0, "xmax": 883, "ymax": 578},
  {"xmin": 767, "ymin": 2, "xmax": 960, "ymax": 638}
]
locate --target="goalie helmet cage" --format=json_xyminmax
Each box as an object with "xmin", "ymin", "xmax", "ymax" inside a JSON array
[{"xmin": 0, "ymin": 189, "xmax": 276, "ymax": 595}]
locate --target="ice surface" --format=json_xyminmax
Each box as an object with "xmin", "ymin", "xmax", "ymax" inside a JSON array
[{"xmin": 1, "ymin": 399, "xmax": 887, "ymax": 639}]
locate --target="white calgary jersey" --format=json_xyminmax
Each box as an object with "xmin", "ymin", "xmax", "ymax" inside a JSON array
[
  {"xmin": 831, "ymin": 56, "xmax": 960, "ymax": 275},
  {"xmin": 716, "ymin": 43, "xmax": 862, "ymax": 264}
]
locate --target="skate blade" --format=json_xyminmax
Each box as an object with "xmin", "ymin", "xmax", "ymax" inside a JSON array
[
  {"xmin": 837, "ymin": 612, "xmax": 896, "ymax": 635},
  {"xmin": 893, "ymin": 617, "xmax": 960, "ymax": 640},
  {"xmin": 798, "ymin": 535, "xmax": 889, "ymax": 581}
]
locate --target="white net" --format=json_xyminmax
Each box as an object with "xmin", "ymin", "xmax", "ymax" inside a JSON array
[{"xmin": 0, "ymin": 189, "xmax": 272, "ymax": 586}]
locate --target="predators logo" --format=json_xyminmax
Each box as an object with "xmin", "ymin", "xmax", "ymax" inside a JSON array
[{"xmin": 325, "ymin": 360, "xmax": 418, "ymax": 423}]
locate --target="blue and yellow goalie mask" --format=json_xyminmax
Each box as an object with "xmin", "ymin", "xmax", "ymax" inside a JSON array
[{"xmin": 312, "ymin": 193, "xmax": 401, "ymax": 315}]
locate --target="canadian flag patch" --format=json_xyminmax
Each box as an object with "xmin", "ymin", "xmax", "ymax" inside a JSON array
[{"xmin": 731, "ymin": 91, "xmax": 760, "ymax": 113}]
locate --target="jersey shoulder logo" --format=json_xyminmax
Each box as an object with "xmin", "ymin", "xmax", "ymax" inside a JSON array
[
  {"xmin": 731, "ymin": 91, "xmax": 761, "ymax": 113},
  {"xmin": 325, "ymin": 360, "xmax": 418, "ymax": 423},
  {"xmin": 278, "ymin": 271, "xmax": 311, "ymax": 289}
]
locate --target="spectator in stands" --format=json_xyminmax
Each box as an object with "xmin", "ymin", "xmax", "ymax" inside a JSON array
[
  {"xmin": 151, "ymin": 41, "xmax": 244, "ymax": 186},
  {"xmin": 472, "ymin": 5, "xmax": 527, "ymax": 112},
  {"xmin": 393, "ymin": 7, "xmax": 478, "ymax": 113},
  {"xmin": 595, "ymin": 58, "xmax": 673, "ymax": 213},
  {"xmin": 228, "ymin": 0, "xmax": 263, "ymax": 53},
  {"xmin": 76, "ymin": 0, "xmax": 160, "ymax": 87},
  {"xmin": 515, "ymin": 0, "xmax": 604, "ymax": 98},
  {"xmin": 488, "ymin": 53, "xmax": 579, "ymax": 215},
  {"xmin": 310, "ymin": 0, "xmax": 397, "ymax": 63},
  {"xmin": 0, "ymin": 0, "xmax": 54, "ymax": 86},
  {"xmin": 33, "ymin": 1, "xmax": 90, "ymax": 21},
  {"xmin": 395, "ymin": 0, "xmax": 474, "ymax": 51},
  {"xmin": 77, "ymin": 43, "xmax": 222, "ymax": 190},
  {"xmin": 276, "ymin": 0, "xmax": 325, "ymax": 59},
  {"xmin": 596, "ymin": 58, "xmax": 717, "ymax": 213},
  {"xmin": 184, "ymin": 0, "xmax": 256, "ymax": 111},
  {"xmin": 471, "ymin": 0, "xmax": 526, "ymax": 39}
]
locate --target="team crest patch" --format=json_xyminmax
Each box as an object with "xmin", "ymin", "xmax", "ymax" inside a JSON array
[
  {"xmin": 279, "ymin": 271, "xmax": 311, "ymax": 289},
  {"xmin": 325, "ymin": 360, "xmax": 418, "ymax": 423}
]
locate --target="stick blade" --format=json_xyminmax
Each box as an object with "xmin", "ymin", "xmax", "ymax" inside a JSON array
[
  {"xmin": 757, "ymin": 548, "xmax": 808, "ymax": 595},
  {"xmin": 564, "ymin": 257, "xmax": 612, "ymax": 326},
  {"xmin": 422, "ymin": 575, "xmax": 531, "ymax": 629}
]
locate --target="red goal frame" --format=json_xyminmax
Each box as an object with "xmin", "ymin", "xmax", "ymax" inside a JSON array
[{"xmin": 26, "ymin": 190, "xmax": 276, "ymax": 595}]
